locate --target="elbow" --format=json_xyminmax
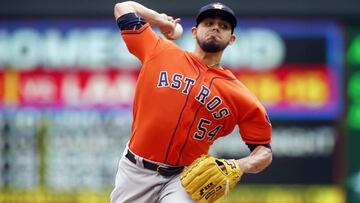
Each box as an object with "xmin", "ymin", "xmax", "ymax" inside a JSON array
[
  {"xmin": 114, "ymin": 2, "xmax": 125, "ymax": 10},
  {"xmin": 114, "ymin": 1, "xmax": 134, "ymax": 19},
  {"xmin": 114, "ymin": 3, "xmax": 122, "ymax": 18},
  {"xmin": 114, "ymin": 1, "xmax": 135, "ymax": 9}
]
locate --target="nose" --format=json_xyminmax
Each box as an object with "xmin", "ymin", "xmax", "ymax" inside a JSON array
[{"xmin": 211, "ymin": 24, "xmax": 220, "ymax": 32}]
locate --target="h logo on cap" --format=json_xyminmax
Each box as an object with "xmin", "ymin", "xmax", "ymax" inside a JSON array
[{"xmin": 212, "ymin": 3, "xmax": 224, "ymax": 9}]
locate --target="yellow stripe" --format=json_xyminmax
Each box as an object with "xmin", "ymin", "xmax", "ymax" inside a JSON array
[{"xmin": 4, "ymin": 69, "xmax": 19, "ymax": 105}]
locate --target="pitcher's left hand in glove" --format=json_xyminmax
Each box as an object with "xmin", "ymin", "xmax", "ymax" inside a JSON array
[{"xmin": 180, "ymin": 155, "xmax": 243, "ymax": 203}]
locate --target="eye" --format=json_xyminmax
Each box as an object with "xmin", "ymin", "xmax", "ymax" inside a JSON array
[
  {"xmin": 205, "ymin": 21, "xmax": 213, "ymax": 27},
  {"xmin": 219, "ymin": 23, "xmax": 230, "ymax": 30}
]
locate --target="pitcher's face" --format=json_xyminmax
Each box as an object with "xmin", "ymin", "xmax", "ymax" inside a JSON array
[{"xmin": 193, "ymin": 17, "xmax": 235, "ymax": 52}]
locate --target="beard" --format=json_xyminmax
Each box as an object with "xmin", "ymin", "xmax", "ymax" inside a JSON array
[{"xmin": 196, "ymin": 35, "xmax": 229, "ymax": 53}]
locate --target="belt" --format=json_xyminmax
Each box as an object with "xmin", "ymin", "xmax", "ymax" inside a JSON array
[{"xmin": 125, "ymin": 150, "xmax": 184, "ymax": 177}]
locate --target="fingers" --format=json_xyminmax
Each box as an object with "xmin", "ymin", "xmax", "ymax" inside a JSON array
[
  {"xmin": 174, "ymin": 18, "xmax": 181, "ymax": 24},
  {"xmin": 164, "ymin": 17, "xmax": 180, "ymax": 32},
  {"xmin": 157, "ymin": 13, "xmax": 181, "ymax": 39},
  {"xmin": 162, "ymin": 13, "xmax": 181, "ymax": 24},
  {"xmin": 169, "ymin": 17, "xmax": 181, "ymax": 26},
  {"xmin": 167, "ymin": 16, "xmax": 174, "ymax": 22}
]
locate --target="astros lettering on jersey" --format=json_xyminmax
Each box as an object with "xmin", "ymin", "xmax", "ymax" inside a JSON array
[{"xmin": 121, "ymin": 23, "xmax": 271, "ymax": 166}]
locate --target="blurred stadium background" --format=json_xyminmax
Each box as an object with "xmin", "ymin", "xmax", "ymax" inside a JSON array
[{"xmin": 0, "ymin": 0, "xmax": 360, "ymax": 202}]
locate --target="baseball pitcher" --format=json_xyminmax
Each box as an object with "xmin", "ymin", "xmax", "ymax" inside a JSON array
[{"xmin": 110, "ymin": 1, "xmax": 273, "ymax": 203}]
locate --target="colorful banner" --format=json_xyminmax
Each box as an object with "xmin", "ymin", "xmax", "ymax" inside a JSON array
[
  {"xmin": 0, "ymin": 19, "xmax": 344, "ymax": 119},
  {"xmin": 234, "ymin": 65, "xmax": 340, "ymax": 119},
  {"xmin": 0, "ymin": 67, "xmax": 338, "ymax": 119},
  {"xmin": 0, "ymin": 69, "xmax": 138, "ymax": 109}
]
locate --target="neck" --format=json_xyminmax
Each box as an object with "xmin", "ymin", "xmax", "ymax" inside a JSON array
[{"xmin": 192, "ymin": 46, "xmax": 223, "ymax": 68}]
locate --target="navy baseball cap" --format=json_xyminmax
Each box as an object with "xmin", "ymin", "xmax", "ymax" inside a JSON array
[{"xmin": 196, "ymin": 2, "xmax": 237, "ymax": 31}]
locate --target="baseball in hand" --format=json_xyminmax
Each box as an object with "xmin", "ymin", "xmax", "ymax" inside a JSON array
[{"xmin": 168, "ymin": 23, "xmax": 183, "ymax": 40}]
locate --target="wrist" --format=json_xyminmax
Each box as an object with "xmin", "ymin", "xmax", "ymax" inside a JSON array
[
  {"xmin": 151, "ymin": 13, "xmax": 170, "ymax": 28},
  {"xmin": 145, "ymin": 12, "xmax": 162, "ymax": 26},
  {"xmin": 236, "ymin": 158, "xmax": 249, "ymax": 174}
]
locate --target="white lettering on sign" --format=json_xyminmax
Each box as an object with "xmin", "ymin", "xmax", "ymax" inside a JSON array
[
  {"xmin": 179, "ymin": 28, "xmax": 285, "ymax": 70},
  {"xmin": 0, "ymin": 28, "xmax": 139, "ymax": 69},
  {"xmin": 0, "ymin": 27, "xmax": 285, "ymax": 70},
  {"xmin": 226, "ymin": 28, "xmax": 285, "ymax": 70},
  {"xmin": 210, "ymin": 126, "xmax": 336, "ymax": 158},
  {"xmin": 22, "ymin": 76, "xmax": 57, "ymax": 102},
  {"xmin": 62, "ymin": 74, "xmax": 136, "ymax": 106}
]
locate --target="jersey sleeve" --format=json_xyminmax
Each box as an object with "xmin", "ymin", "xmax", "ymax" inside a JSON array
[
  {"xmin": 117, "ymin": 12, "xmax": 168, "ymax": 63},
  {"xmin": 238, "ymin": 103, "xmax": 272, "ymax": 145}
]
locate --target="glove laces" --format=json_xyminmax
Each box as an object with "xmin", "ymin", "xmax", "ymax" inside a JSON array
[{"xmin": 223, "ymin": 179, "xmax": 230, "ymax": 202}]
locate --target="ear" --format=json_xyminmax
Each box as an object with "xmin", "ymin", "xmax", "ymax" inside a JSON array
[
  {"xmin": 191, "ymin": 27, "xmax": 197, "ymax": 38},
  {"xmin": 229, "ymin": 34, "xmax": 236, "ymax": 45}
]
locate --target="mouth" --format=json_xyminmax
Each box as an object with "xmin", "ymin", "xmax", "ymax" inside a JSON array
[{"xmin": 206, "ymin": 33, "xmax": 221, "ymax": 41}]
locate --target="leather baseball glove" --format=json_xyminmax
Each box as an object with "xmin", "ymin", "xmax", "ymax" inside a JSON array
[{"xmin": 180, "ymin": 155, "xmax": 243, "ymax": 203}]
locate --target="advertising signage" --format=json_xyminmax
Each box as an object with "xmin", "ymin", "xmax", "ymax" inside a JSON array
[{"xmin": 0, "ymin": 19, "xmax": 343, "ymax": 119}]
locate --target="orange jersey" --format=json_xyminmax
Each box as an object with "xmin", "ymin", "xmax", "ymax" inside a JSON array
[{"xmin": 121, "ymin": 23, "xmax": 271, "ymax": 166}]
